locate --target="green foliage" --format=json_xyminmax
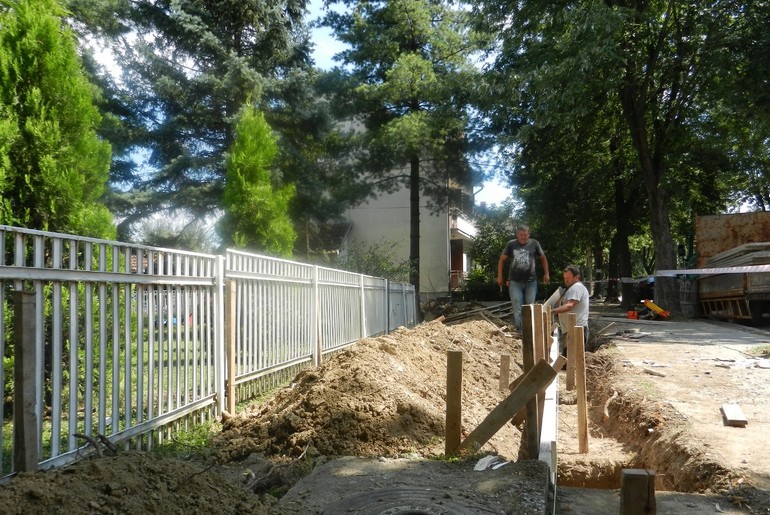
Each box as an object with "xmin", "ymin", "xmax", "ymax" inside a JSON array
[
  {"xmin": 79, "ymin": 0, "xmax": 313, "ymax": 246},
  {"xmin": 220, "ymin": 105, "xmax": 296, "ymax": 257},
  {"xmin": 462, "ymin": 266, "xmax": 504, "ymax": 301},
  {"xmin": 469, "ymin": 202, "xmax": 517, "ymax": 277},
  {"xmin": 153, "ymin": 420, "xmax": 221, "ymax": 460},
  {"xmin": 0, "ymin": 0, "xmax": 114, "ymax": 238},
  {"xmin": 338, "ymin": 240, "xmax": 410, "ymax": 283},
  {"xmin": 471, "ymin": 0, "xmax": 770, "ymax": 308}
]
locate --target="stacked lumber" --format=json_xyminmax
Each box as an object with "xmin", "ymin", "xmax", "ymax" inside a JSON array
[{"xmin": 705, "ymin": 242, "xmax": 770, "ymax": 268}]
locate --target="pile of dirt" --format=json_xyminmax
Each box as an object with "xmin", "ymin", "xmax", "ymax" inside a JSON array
[
  {"xmin": 0, "ymin": 318, "xmax": 528, "ymax": 514},
  {"xmin": 0, "ymin": 451, "xmax": 268, "ymax": 515},
  {"xmin": 213, "ymin": 319, "xmax": 524, "ymax": 463}
]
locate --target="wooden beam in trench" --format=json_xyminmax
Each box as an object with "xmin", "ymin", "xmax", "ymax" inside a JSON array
[{"xmin": 457, "ymin": 355, "xmax": 566, "ymax": 454}]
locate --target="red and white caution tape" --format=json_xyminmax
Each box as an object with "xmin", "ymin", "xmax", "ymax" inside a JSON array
[{"xmin": 657, "ymin": 264, "xmax": 770, "ymax": 277}]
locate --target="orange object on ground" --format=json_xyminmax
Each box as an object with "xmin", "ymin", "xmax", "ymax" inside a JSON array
[
  {"xmin": 627, "ymin": 311, "xmax": 638, "ymax": 319},
  {"xmin": 642, "ymin": 299, "xmax": 670, "ymax": 320}
]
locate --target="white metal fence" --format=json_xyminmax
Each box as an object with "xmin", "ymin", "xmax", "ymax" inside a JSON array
[{"xmin": 0, "ymin": 225, "xmax": 416, "ymax": 478}]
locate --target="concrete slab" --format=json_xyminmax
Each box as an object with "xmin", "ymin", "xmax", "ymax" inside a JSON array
[{"xmin": 278, "ymin": 456, "xmax": 551, "ymax": 514}]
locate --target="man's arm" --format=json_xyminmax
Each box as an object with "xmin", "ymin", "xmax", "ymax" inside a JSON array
[
  {"xmin": 539, "ymin": 254, "xmax": 550, "ymax": 283},
  {"xmin": 497, "ymin": 254, "xmax": 508, "ymax": 286},
  {"xmin": 552, "ymin": 299, "xmax": 578, "ymax": 314}
]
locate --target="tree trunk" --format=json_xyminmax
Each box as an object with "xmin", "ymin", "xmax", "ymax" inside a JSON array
[{"xmin": 409, "ymin": 154, "xmax": 421, "ymax": 301}]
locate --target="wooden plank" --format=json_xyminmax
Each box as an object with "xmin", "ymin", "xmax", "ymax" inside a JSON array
[
  {"xmin": 522, "ymin": 305, "xmax": 539, "ymax": 459},
  {"xmin": 720, "ymin": 403, "xmax": 748, "ymax": 427},
  {"xmin": 14, "ymin": 291, "xmax": 39, "ymax": 472},
  {"xmin": 458, "ymin": 356, "xmax": 566, "ymax": 454},
  {"xmin": 573, "ymin": 325, "xmax": 588, "ymax": 454},
  {"xmin": 620, "ymin": 468, "xmax": 656, "ymax": 515},
  {"xmin": 445, "ymin": 351, "xmax": 464, "ymax": 455},
  {"xmin": 564, "ymin": 313, "xmax": 577, "ymax": 391},
  {"xmin": 508, "ymin": 373, "xmax": 527, "ymax": 426}
]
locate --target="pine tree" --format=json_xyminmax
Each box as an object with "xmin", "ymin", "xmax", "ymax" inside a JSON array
[
  {"xmin": 220, "ymin": 104, "xmax": 296, "ymax": 257},
  {"xmin": 0, "ymin": 0, "xmax": 113, "ymax": 237}
]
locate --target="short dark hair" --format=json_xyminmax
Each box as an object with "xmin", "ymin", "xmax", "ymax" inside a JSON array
[
  {"xmin": 564, "ymin": 264, "xmax": 581, "ymax": 277},
  {"xmin": 516, "ymin": 225, "xmax": 530, "ymax": 233}
]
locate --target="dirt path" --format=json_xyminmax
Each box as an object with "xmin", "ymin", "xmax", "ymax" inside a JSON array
[{"xmin": 557, "ymin": 312, "xmax": 770, "ymax": 514}]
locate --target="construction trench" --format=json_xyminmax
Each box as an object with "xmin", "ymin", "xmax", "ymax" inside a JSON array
[
  {"xmin": 273, "ymin": 302, "xmax": 770, "ymax": 514},
  {"xmin": 1, "ymin": 302, "xmax": 769, "ymax": 514}
]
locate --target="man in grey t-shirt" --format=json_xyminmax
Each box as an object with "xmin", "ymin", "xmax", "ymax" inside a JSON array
[
  {"xmin": 497, "ymin": 225, "xmax": 550, "ymax": 332},
  {"xmin": 551, "ymin": 264, "xmax": 590, "ymax": 353}
]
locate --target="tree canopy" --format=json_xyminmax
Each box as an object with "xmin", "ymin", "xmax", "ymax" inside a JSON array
[
  {"xmin": 473, "ymin": 0, "xmax": 770, "ymax": 308},
  {"xmin": 321, "ymin": 0, "xmax": 486, "ymax": 293},
  {"xmin": 3, "ymin": 0, "xmax": 768, "ymax": 301},
  {"xmin": 0, "ymin": 0, "xmax": 113, "ymax": 237}
]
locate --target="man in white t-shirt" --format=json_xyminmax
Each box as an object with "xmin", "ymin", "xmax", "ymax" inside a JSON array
[{"xmin": 551, "ymin": 265, "xmax": 590, "ymax": 353}]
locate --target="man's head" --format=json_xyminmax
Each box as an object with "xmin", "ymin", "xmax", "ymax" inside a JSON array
[
  {"xmin": 562, "ymin": 265, "xmax": 581, "ymax": 287},
  {"xmin": 515, "ymin": 225, "xmax": 530, "ymax": 244}
]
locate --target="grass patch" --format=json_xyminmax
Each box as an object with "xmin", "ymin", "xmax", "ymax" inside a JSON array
[{"xmin": 153, "ymin": 419, "xmax": 222, "ymax": 460}]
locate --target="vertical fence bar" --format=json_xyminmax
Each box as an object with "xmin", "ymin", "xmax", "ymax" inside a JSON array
[
  {"xmin": 147, "ymin": 250, "xmax": 156, "ymax": 422},
  {"xmin": 214, "ymin": 255, "xmax": 226, "ymax": 414},
  {"xmin": 359, "ymin": 275, "xmax": 366, "ymax": 339},
  {"xmin": 51, "ymin": 238, "xmax": 63, "ymax": 456},
  {"xmin": 226, "ymin": 279, "xmax": 236, "ymax": 415},
  {"xmin": 84, "ymin": 243, "xmax": 94, "ymax": 438},
  {"xmin": 312, "ymin": 266, "xmax": 320, "ymax": 367},
  {"xmin": 33, "ymin": 235, "xmax": 44, "ymax": 457},
  {"xmin": 124, "ymin": 247, "xmax": 133, "ymax": 433},
  {"xmin": 97, "ymin": 243, "xmax": 107, "ymax": 436},
  {"xmin": 112, "ymin": 245, "xmax": 121, "ymax": 436},
  {"xmin": 67, "ymin": 240, "xmax": 79, "ymax": 451}
]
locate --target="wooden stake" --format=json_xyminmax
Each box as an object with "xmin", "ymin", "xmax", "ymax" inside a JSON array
[
  {"xmin": 620, "ymin": 469, "xmax": 656, "ymax": 514},
  {"xmin": 522, "ymin": 305, "xmax": 539, "ymax": 459},
  {"xmin": 14, "ymin": 292, "xmax": 38, "ymax": 472},
  {"xmin": 573, "ymin": 325, "xmax": 588, "ymax": 453},
  {"xmin": 564, "ymin": 313, "xmax": 577, "ymax": 390},
  {"xmin": 445, "ymin": 350, "xmax": 463, "ymax": 455}
]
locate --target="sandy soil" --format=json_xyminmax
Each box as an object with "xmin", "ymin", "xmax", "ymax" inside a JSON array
[{"xmin": 0, "ymin": 308, "xmax": 769, "ymax": 514}]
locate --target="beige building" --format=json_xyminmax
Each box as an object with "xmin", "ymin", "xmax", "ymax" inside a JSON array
[{"xmin": 342, "ymin": 185, "xmax": 476, "ymax": 300}]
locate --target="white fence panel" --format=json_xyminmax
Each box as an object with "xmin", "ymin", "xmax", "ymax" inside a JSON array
[
  {"xmin": 226, "ymin": 250, "xmax": 316, "ymax": 385},
  {"xmin": 0, "ymin": 226, "xmax": 223, "ymax": 475},
  {"xmin": 317, "ymin": 266, "xmax": 364, "ymax": 352},
  {"xmin": 1, "ymin": 226, "xmax": 416, "ymax": 478}
]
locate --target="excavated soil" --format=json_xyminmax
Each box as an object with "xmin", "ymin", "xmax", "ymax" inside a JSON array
[{"xmin": 1, "ymin": 310, "xmax": 769, "ymax": 514}]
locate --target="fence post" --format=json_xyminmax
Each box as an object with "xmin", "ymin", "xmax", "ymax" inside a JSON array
[
  {"xmin": 225, "ymin": 280, "xmax": 237, "ymax": 415},
  {"xmin": 213, "ymin": 256, "xmax": 226, "ymax": 414},
  {"xmin": 359, "ymin": 274, "xmax": 366, "ymax": 339},
  {"xmin": 14, "ymin": 291, "xmax": 38, "ymax": 472},
  {"xmin": 384, "ymin": 279, "xmax": 390, "ymax": 334},
  {"xmin": 312, "ymin": 266, "xmax": 321, "ymax": 367}
]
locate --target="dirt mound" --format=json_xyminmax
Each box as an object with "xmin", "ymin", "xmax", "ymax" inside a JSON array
[
  {"xmin": 213, "ymin": 319, "xmax": 524, "ymax": 463},
  {"xmin": 0, "ymin": 452, "xmax": 267, "ymax": 515},
  {"xmin": 0, "ymin": 319, "xmax": 528, "ymax": 514}
]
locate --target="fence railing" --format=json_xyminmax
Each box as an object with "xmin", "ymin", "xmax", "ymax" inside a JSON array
[{"xmin": 0, "ymin": 225, "xmax": 416, "ymax": 478}]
